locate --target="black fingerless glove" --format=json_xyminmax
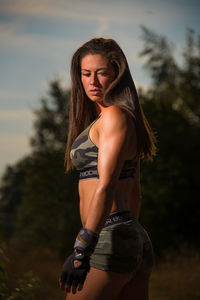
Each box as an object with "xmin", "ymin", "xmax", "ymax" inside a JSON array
[
  {"xmin": 60, "ymin": 227, "xmax": 99, "ymax": 288},
  {"xmin": 60, "ymin": 250, "xmax": 90, "ymax": 288}
]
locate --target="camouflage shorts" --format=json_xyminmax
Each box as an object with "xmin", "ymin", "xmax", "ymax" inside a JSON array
[{"xmin": 90, "ymin": 219, "xmax": 154, "ymax": 274}]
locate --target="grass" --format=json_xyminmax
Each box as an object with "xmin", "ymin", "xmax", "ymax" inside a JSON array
[
  {"xmin": 149, "ymin": 244, "xmax": 200, "ymax": 300},
  {"xmin": 3, "ymin": 242, "xmax": 200, "ymax": 300}
]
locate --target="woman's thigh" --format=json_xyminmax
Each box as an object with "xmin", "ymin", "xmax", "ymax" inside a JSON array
[
  {"xmin": 117, "ymin": 271, "xmax": 151, "ymax": 300},
  {"xmin": 65, "ymin": 267, "xmax": 133, "ymax": 300}
]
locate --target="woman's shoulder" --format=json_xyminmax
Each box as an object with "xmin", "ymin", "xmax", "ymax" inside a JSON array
[
  {"xmin": 99, "ymin": 105, "xmax": 136, "ymax": 138},
  {"xmin": 101, "ymin": 105, "xmax": 128, "ymax": 126}
]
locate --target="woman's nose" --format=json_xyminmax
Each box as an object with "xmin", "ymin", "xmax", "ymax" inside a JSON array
[{"xmin": 90, "ymin": 73, "xmax": 98, "ymax": 85}]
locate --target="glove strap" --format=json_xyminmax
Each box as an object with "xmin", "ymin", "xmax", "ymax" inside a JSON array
[{"xmin": 74, "ymin": 227, "xmax": 99, "ymax": 256}]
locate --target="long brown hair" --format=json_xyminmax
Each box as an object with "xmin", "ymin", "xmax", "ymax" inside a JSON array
[{"xmin": 65, "ymin": 37, "xmax": 156, "ymax": 172}]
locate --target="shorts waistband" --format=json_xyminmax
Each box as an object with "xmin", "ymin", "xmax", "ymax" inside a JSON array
[{"xmin": 103, "ymin": 210, "xmax": 134, "ymax": 228}]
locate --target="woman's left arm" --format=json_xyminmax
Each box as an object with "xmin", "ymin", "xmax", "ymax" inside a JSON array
[{"xmin": 85, "ymin": 106, "xmax": 130, "ymax": 234}]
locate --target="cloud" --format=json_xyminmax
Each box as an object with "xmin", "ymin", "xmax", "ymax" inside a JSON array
[
  {"xmin": 1, "ymin": 0, "xmax": 182, "ymax": 28},
  {"xmin": 1, "ymin": 0, "xmax": 193, "ymax": 64},
  {"xmin": 0, "ymin": 109, "xmax": 34, "ymax": 136},
  {"xmin": 0, "ymin": 90, "xmax": 35, "ymax": 101},
  {"xmin": 0, "ymin": 132, "xmax": 30, "ymax": 152},
  {"xmin": 1, "ymin": 0, "xmax": 128, "ymax": 23},
  {"xmin": 0, "ymin": 108, "xmax": 34, "ymax": 175},
  {"xmin": 0, "ymin": 21, "xmax": 78, "ymax": 60},
  {"xmin": 0, "ymin": 132, "xmax": 31, "ymax": 177},
  {"xmin": 95, "ymin": 18, "xmax": 110, "ymax": 36},
  {"xmin": 39, "ymin": 71, "xmax": 70, "ymax": 92},
  {"xmin": 0, "ymin": 108, "xmax": 34, "ymax": 121}
]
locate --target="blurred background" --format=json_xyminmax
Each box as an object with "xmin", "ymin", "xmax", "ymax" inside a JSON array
[{"xmin": 0, "ymin": 0, "xmax": 200, "ymax": 299}]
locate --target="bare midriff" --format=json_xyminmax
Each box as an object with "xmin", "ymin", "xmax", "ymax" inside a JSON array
[{"xmin": 78, "ymin": 177, "xmax": 134, "ymax": 226}]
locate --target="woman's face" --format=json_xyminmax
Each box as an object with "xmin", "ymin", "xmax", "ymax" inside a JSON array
[{"xmin": 81, "ymin": 54, "xmax": 115, "ymax": 104}]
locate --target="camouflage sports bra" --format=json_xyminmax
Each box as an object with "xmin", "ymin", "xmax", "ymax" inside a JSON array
[{"xmin": 70, "ymin": 115, "xmax": 138, "ymax": 180}]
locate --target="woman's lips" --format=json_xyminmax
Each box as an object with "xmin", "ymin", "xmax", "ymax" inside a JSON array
[{"xmin": 90, "ymin": 89, "xmax": 101, "ymax": 95}]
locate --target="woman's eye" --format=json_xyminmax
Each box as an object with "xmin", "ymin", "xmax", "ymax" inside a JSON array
[
  {"xmin": 98, "ymin": 72, "xmax": 108, "ymax": 76},
  {"xmin": 82, "ymin": 73, "xmax": 90, "ymax": 77}
]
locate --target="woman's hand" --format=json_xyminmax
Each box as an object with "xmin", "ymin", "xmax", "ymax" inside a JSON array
[
  {"xmin": 59, "ymin": 250, "xmax": 90, "ymax": 294},
  {"xmin": 59, "ymin": 227, "xmax": 99, "ymax": 294}
]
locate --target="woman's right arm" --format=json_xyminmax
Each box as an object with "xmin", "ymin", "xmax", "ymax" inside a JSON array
[{"xmin": 128, "ymin": 159, "xmax": 142, "ymax": 220}]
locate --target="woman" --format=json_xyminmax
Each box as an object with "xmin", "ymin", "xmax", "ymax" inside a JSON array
[{"xmin": 60, "ymin": 37, "xmax": 156, "ymax": 300}]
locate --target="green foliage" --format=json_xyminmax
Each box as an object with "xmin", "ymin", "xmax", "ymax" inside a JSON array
[
  {"xmin": 0, "ymin": 244, "xmax": 9, "ymax": 297},
  {"xmin": 139, "ymin": 27, "xmax": 200, "ymax": 253},
  {"xmin": 0, "ymin": 157, "xmax": 33, "ymax": 240},
  {"xmin": 15, "ymin": 152, "xmax": 81, "ymax": 257},
  {"xmin": 139, "ymin": 25, "xmax": 178, "ymax": 86},
  {"xmin": 0, "ymin": 81, "xmax": 81, "ymax": 258},
  {"xmin": 139, "ymin": 26, "xmax": 200, "ymax": 123},
  {"xmin": 0, "ymin": 244, "xmax": 39, "ymax": 300},
  {"xmin": 30, "ymin": 80, "xmax": 70, "ymax": 154}
]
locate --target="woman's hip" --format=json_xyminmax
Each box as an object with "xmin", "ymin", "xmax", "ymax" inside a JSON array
[{"xmin": 90, "ymin": 211, "xmax": 154, "ymax": 274}]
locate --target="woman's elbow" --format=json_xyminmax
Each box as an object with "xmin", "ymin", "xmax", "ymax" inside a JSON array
[{"xmin": 96, "ymin": 179, "xmax": 116, "ymax": 198}]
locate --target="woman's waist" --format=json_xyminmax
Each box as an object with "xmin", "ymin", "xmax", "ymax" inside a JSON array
[
  {"xmin": 80, "ymin": 197, "xmax": 130, "ymax": 226},
  {"xmin": 78, "ymin": 177, "xmax": 133, "ymax": 199},
  {"xmin": 81, "ymin": 209, "xmax": 135, "ymax": 230},
  {"xmin": 103, "ymin": 210, "xmax": 135, "ymax": 228}
]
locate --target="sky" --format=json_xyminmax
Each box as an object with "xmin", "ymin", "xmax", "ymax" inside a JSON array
[{"xmin": 0, "ymin": 0, "xmax": 199, "ymax": 178}]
